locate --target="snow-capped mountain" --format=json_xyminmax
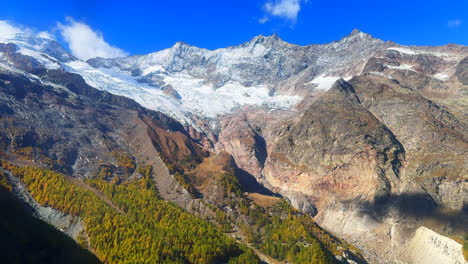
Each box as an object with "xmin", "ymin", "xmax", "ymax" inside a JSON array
[
  {"xmin": 0, "ymin": 29, "xmax": 466, "ymax": 130},
  {"xmin": 83, "ymin": 29, "xmax": 388, "ymax": 107},
  {"xmin": 1, "ymin": 28, "xmax": 467, "ymax": 264},
  {"xmin": 0, "ymin": 33, "xmax": 74, "ymax": 68}
]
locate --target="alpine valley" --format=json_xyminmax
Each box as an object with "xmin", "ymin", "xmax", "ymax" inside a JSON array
[{"xmin": 0, "ymin": 29, "xmax": 467, "ymax": 264}]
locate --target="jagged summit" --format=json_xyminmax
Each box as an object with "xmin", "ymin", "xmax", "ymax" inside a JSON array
[
  {"xmin": 349, "ymin": 28, "xmax": 367, "ymax": 36},
  {"xmin": 167, "ymin": 33, "xmax": 286, "ymax": 52},
  {"xmin": 171, "ymin": 40, "xmax": 203, "ymax": 50},
  {"xmin": 251, "ymin": 33, "xmax": 281, "ymax": 41},
  {"xmin": 340, "ymin": 28, "xmax": 378, "ymax": 42},
  {"xmin": 243, "ymin": 33, "xmax": 288, "ymax": 48}
]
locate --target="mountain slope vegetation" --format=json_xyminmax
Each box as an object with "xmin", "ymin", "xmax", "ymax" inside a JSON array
[
  {"xmin": 0, "ymin": 161, "xmax": 260, "ymax": 264},
  {"xmin": 0, "ymin": 171, "xmax": 101, "ymax": 264}
]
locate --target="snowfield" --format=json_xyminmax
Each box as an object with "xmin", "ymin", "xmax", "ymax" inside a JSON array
[
  {"xmin": 65, "ymin": 60, "xmax": 301, "ymax": 125},
  {"xmin": 307, "ymin": 75, "xmax": 342, "ymax": 90}
]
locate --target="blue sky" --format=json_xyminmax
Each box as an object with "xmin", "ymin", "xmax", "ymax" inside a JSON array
[{"xmin": 0, "ymin": 0, "xmax": 467, "ymax": 58}]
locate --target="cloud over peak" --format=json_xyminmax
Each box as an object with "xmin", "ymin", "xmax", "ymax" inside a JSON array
[
  {"xmin": 260, "ymin": 0, "xmax": 307, "ymax": 23},
  {"xmin": 0, "ymin": 20, "xmax": 32, "ymax": 40},
  {"xmin": 58, "ymin": 17, "xmax": 128, "ymax": 60},
  {"xmin": 0, "ymin": 20, "xmax": 56, "ymax": 42}
]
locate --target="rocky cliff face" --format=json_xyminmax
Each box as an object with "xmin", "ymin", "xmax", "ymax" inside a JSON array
[
  {"xmin": 264, "ymin": 79, "xmax": 403, "ymax": 206},
  {"xmin": 456, "ymin": 56, "xmax": 468, "ymax": 85},
  {"xmin": 262, "ymin": 75, "xmax": 467, "ymax": 263},
  {"xmin": 348, "ymin": 74, "xmax": 467, "ymax": 208}
]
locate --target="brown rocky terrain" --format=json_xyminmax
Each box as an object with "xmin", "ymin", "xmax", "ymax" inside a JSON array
[
  {"xmin": 206, "ymin": 43, "xmax": 468, "ymax": 264},
  {"xmin": 256, "ymin": 75, "xmax": 467, "ymax": 263}
]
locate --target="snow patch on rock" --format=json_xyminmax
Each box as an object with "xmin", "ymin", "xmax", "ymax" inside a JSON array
[
  {"xmin": 387, "ymin": 47, "xmax": 418, "ymax": 55},
  {"xmin": 433, "ymin": 72, "xmax": 451, "ymax": 81},
  {"xmin": 387, "ymin": 64, "xmax": 414, "ymax": 70},
  {"xmin": 307, "ymin": 75, "xmax": 343, "ymax": 90}
]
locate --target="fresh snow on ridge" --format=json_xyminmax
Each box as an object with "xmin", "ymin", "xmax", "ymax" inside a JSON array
[
  {"xmin": 1, "ymin": 30, "xmax": 465, "ymax": 132},
  {"xmin": 386, "ymin": 46, "xmax": 461, "ymax": 60},
  {"xmin": 65, "ymin": 60, "xmax": 196, "ymax": 125},
  {"xmin": 0, "ymin": 34, "xmax": 301, "ymax": 127},
  {"xmin": 1, "ymin": 33, "xmax": 73, "ymax": 67},
  {"xmin": 308, "ymin": 75, "xmax": 341, "ymax": 90},
  {"xmin": 65, "ymin": 60, "xmax": 301, "ymax": 122},
  {"xmin": 433, "ymin": 72, "xmax": 450, "ymax": 81},
  {"xmin": 387, "ymin": 47, "xmax": 418, "ymax": 55},
  {"xmin": 307, "ymin": 75, "xmax": 352, "ymax": 90},
  {"xmin": 386, "ymin": 64, "xmax": 414, "ymax": 70}
]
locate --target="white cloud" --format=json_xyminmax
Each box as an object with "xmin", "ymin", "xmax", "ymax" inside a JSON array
[
  {"xmin": 0, "ymin": 20, "xmax": 30, "ymax": 40},
  {"xmin": 0, "ymin": 20, "xmax": 55, "ymax": 41},
  {"xmin": 262, "ymin": 0, "xmax": 306, "ymax": 23},
  {"xmin": 57, "ymin": 17, "xmax": 128, "ymax": 60},
  {"xmin": 0, "ymin": 19, "xmax": 126, "ymax": 61},
  {"xmin": 448, "ymin": 19, "xmax": 462, "ymax": 28},
  {"xmin": 259, "ymin": 17, "xmax": 269, "ymax": 24}
]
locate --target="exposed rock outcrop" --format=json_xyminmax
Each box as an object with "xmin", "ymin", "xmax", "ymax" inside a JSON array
[
  {"xmin": 264, "ymin": 79, "xmax": 403, "ymax": 206},
  {"xmin": 261, "ymin": 77, "xmax": 467, "ymax": 263},
  {"xmin": 456, "ymin": 56, "xmax": 468, "ymax": 85},
  {"xmin": 2, "ymin": 168, "xmax": 83, "ymax": 239},
  {"xmin": 408, "ymin": 226, "xmax": 466, "ymax": 264}
]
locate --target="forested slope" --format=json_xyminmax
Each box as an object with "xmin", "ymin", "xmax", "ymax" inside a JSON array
[
  {"xmin": 0, "ymin": 162, "xmax": 260, "ymax": 264},
  {"xmin": 0, "ymin": 171, "xmax": 101, "ymax": 264}
]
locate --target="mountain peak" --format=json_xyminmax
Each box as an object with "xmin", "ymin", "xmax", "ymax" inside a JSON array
[
  {"xmin": 247, "ymin": 33, "xmax": 287, "ymax": 47},
  {"xmin": 254, "ymin": 33, "xmax": 281, "ymax": 41},
  {"xmin": 173, "ymin": 41, "xmax": 193, "ymax": 49},
  {"xmin": 264, "ymin": 33, "xmax": 281, "ymax": 40},
  {"xmin": 349, "ymin": 28, "xmax": 364, "ymax": 35},
  {"xmin": 346, "ymin": 29, "xmax": 374, "ymax": 39},
  {"xmin": 331, "ymin": 29, "xmax": 381, "ymax": 45},
  {"xmin": 170, "ymin": 41, "xmax": 209, "ymax": 53},
  {"xmin": 0, "ymin": 32, "xmax": 75, "ymax": 63}
]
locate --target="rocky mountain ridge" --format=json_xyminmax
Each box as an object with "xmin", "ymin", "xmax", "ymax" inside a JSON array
[{"xmin": 0, "ymin": 29, "xmax": 467, "ymax": 263}]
